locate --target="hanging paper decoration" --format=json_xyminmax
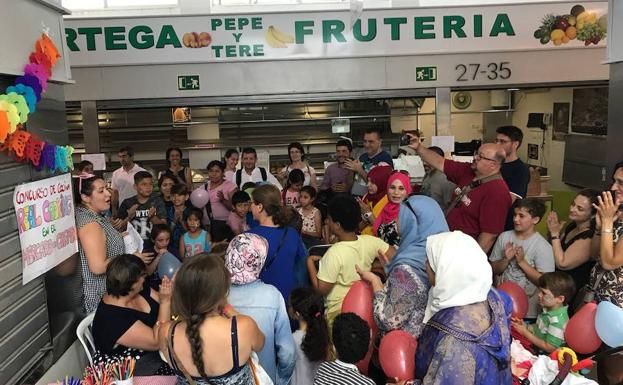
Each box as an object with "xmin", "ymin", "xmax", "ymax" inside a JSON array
[
  {"xmin": 40, "ymin": 142, "xmax": 57, "ymax": 171},
  {"xmin": 24, "ymin": 64, "xmax": 49, "ymax": 94},
  {"xmin": 29, "ymin": 52, "xmax": 52, "ymax": 76},
  {"xmin": 0, "ymin": 111, "xmax": 9, "ymax": 143},
  {"xmin": 7, "ymin": 129, "xmax": 31, "ymax": 159},
  {"xmin": 36, "ymin": 34, "xmax": 61, "ymax": 66},
  {"xmin": 6, "ymin": 84, "xmax": 37, "ymax": 113},
  {"xmin": 14, "ymin": 74, "xmax": 42, "ymax": 101},
  {"xmin": 0, "ymin": 33, "xmax": 75, "ymax": 173},
  {"xmin": 25, "ymin": 134, "xmax": 44, "ymax": 166},
  {"xmin": 0, "ymin": 100, "xmax": 20, "ymax": 132},
  {"xmin": 0, "ymin": 93, "xmax": 30, "ymax": 123}
]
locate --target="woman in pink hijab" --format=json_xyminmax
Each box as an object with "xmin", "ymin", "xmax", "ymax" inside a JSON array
[{"xmin": 373, "ymin": 170, "xmax": 412, "ymax": 246}]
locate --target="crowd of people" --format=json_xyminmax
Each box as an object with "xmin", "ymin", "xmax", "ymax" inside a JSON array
[{"xmin": 72, "ymin": 126, "xmax": 623, "ymax": 384}]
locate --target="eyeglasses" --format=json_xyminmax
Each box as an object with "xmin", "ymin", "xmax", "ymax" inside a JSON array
[{"xmin": 473, "ymin": 152, "xmax": 499, "ymax": 163}]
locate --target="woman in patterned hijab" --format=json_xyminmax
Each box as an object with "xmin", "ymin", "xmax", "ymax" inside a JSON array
[
  {"xmin": 225, "ymin": 233, "xmax": 269, "ymax": 285},
  {"xmin": 225, "ymin": 233, "xmax": 297, "ymax": 384}
]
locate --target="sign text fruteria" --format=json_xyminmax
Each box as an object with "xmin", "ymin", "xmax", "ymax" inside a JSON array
[{"xmin": 64, "ymin": 2, "xmax": 607, "ymax": 66}]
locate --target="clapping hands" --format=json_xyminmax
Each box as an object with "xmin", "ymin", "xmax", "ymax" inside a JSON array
[{"xmin": 504, "ymin": 242, "xmax": 525, "ymax": 264}]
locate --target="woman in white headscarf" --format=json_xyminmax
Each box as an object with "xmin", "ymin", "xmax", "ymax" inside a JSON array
[
  {"xmin": 415, "ymin": 231, "xmax": 512, "ymax": 385},
  {"xmin": 225, "ymin": 233, "xmax": 296, "ymax": 385}
]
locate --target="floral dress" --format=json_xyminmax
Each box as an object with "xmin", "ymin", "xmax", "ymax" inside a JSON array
[
  {"xmin": 373, "ymin": 264, "xmax": 429, "ymax": 338},
  {"xmin": 590, "ymin": 221, "xmax": 623, "ymax": 307}
]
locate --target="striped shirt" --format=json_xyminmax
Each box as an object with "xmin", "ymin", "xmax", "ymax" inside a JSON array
[
  {"xmin": 533, "ymin": 305, "xmax": 569, "ymax": 348},
  {"xmin": 313, "ymin": 360, "xmax": 375, "ymax": 385}
]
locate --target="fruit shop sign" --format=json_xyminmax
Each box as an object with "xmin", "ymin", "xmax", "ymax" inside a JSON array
[
  {"xmin": 14, "ymin": 173, "xmax": 78, "ymax": 284},
  {"xmin": 65, "ymin": 1, "xmax": 607, "ymax": 67}
]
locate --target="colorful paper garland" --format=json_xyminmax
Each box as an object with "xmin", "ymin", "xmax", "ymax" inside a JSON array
[{"xmin": 0, "ymin": 33, "xmax": 74, "ymax": 172}]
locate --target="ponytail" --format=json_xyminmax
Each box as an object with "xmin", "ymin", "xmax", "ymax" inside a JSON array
[
  {"xmin": 252, "ymin": 184, "xmax": 288, "ymax": 227},
  {"xmin": 289, "ymin": 287, "xmax": 329, "ymax": 362}
]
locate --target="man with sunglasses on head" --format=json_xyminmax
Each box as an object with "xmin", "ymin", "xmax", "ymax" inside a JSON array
[{"xmin": 407, "ymin": 133, "xmax": 512, "ymax": 254}]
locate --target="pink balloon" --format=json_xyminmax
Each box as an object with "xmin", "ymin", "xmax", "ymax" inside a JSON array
[
  {"xmin": 498, "ymin": 281, "xmax": 529, "ymax": 319},
  {"xmin": 341, "ymin": 280, "xmax": 378, "ymax": 337},
  {"xmin": 190, "ymin": 188, "xmax": 210, "ymax": 208},
  {"xmin": 565, "ymin": 302, "xmax": 602, "ymax": 354},
  {"xmin": 379, "ymin": 330, "xmax": 417, "ymax": 380}
]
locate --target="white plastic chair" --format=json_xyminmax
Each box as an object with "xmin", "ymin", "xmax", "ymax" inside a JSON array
[{"xmin": 76, "ymin": 312, "xmax": 96, "ymax": 366}]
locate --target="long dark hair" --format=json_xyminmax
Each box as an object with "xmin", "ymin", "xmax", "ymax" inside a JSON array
[
  {"xmin": 252, "ymin": 184, "xmax": 287, "ymax": 226},
  {"xmin": 565, "ymin": 188, "xmax": 600, "ymax": 239},
  {"xmin": 172, "ymin": 254, "xmax": 231, "ymax": 378},
  {"xmin": 289, "ymin": 287, "xmax": 329, "ymax": 362},
  {"xmin": 166, "ymin": 147, "xmax": 183, "ymax": 167}
]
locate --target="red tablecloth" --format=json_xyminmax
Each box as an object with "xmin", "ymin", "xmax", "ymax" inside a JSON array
[{"xmin": 134, "ymin": 375, "xmax": 177, "ymax": 385}]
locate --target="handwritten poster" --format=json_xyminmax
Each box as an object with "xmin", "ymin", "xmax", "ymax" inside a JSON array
[{"xmin": 14, "ymin": 174, "xmax": 78, "ymax": 284}]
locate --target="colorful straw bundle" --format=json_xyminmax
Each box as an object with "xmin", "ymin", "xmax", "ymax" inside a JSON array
[
  {"xmin": 110, "ymin": 356, "xmax": 136, "ymax": 381},
  {"xmin": 83, "ymin": 363, "xmax": 111, "ymax": 385},
  {"xmin": 56, "ymin": 376, "xmax": 81, "ymax": 385},
  {"xmin": 81, "ymin": 356, "xmax": 137, "ymax": 385}
]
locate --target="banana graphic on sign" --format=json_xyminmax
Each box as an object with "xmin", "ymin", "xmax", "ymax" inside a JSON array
[{"xmin": 265, "ymin": 25, "xmax": 294, "ymax": 48}]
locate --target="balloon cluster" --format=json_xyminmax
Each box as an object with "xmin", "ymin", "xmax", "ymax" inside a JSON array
[
  {"xmin": 0, "ymin": 34, "xmax": 74, "ymax": 172},
  {"xmin": 341, "ymin": 280, "xmax": 418, "ymax": 380},
  {"xmin": 341, "ymin": 277, "xmax": 623, "ymax": 382}
]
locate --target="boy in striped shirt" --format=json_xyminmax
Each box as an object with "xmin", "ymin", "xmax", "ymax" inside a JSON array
[
  {"xmin": 512, "ymin": 271, "xmax": 576, "ymax": 353},
  {"xmin": 314, "ymin": 313, "xmax": 375, "ymax": 385}
]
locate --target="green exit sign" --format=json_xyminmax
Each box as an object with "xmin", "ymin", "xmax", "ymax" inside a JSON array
[
  {"xmin": 416, "ymin": 67, "xmax": 437, "ymax": 81},
  {"xmin": 178, "ymin": 75, "xmax": 200, "ymax": 90}
]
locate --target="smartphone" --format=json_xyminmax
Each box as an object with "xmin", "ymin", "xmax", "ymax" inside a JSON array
[
  {"xmin": 399, "ymin": 130, "xmax": 420, "ymax": 146},
  {"xmin": 399, "ymin": 134, "xmax": 411, "ymax": 146}
]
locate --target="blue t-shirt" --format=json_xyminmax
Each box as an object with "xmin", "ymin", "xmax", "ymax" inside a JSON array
[
  {"xmin": 359, "ymin": 150, "xmax": 394, "ymax": 172},
  {"xmin": 246, "ymin": 212, "xmax": 260, "ymax": 229},
  {"xmin": 247, "ymin": 226, "xmax": 308, "ymax": 302}
]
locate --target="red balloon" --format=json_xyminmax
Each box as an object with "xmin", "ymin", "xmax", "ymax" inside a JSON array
[
  {"xmin": 497, "ymin": 281, "xmax": 529, "ymax": 319},
  {"xmin": 565, "ymin": 302, "xmax": 602, "ymax": 354},
  {"xmin": 341, "ymin": 280, "xmax": 379, "ymax": 337},
  {"xmin": 379, "ymin": 330, "xmax": 418, "ymax": 380}
]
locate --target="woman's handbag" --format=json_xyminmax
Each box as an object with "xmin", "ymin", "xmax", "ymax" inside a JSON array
[
  {"xmin": 572, "ymin": 270, "xmax": 607, "ymax": 313},
  {"xmin": 248, "ymin": 352, "xmax": 274, "ymax": 385}
]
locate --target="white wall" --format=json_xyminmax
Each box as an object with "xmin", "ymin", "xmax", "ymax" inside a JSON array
[
  {"xmin": 0, "ymin": 0, "xmax": 72, "ymax": 82},
  {"xmin": 416, "ymin": 90, "xmax": 491, "ymax": 145},
  {"xmin": 513, "ymin": 87, "xmax": 577, "ymax": 192},
  {"xmin": 64, "ymin": 48, "xmax": 609, "ymax": 101}
]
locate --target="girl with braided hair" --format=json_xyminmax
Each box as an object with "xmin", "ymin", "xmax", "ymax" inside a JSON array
[{"xmin": 159, "ymin": 253, "xmax": 264, "ymax": 385}]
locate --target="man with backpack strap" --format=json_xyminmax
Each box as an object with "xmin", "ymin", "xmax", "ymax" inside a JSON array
[
  {"xmin": 228, "ymin": 147, "xmax": 283, "ymax": 190},
  {"xmin": 407, "ymin": 133, "xmax": 512, "ymax": 254}
]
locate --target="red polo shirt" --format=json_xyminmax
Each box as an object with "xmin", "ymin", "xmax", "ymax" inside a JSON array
[{"xmin": 443, "ymin": 159, "xmax": 512, "ymax": 239}]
